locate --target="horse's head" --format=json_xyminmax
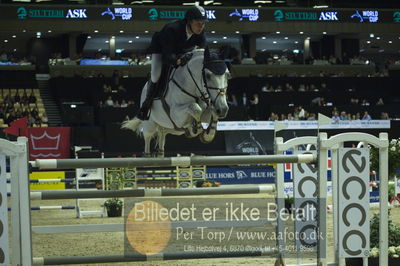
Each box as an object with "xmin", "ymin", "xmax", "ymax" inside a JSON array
[{"xmin": 203, "ymin": 51, "xmax": 230, "ymax": 119}]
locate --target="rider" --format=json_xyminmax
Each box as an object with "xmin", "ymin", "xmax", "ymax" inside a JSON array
[{"xmin": 137, "ymin": 5, "xmax": 208, "ymax": 120}]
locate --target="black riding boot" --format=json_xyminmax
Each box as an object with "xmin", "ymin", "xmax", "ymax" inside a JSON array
[{"xmin": 137, "ymin": 81, "xmax": 157, "ymax": 120}]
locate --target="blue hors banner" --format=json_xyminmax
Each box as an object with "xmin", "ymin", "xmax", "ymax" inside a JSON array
[{"xmin": 206, "ymin": 167, "xmax": 275, "ymax": 184}]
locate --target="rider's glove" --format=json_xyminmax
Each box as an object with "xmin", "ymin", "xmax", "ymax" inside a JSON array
[{"xmin": 178, "ymin": 53, "xmax": 193, "ymax": 66}]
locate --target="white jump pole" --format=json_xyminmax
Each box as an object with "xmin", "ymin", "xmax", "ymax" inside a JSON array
[{"xmin": 30, "ymin": 154, "xmax": 316, "ymax": 170}]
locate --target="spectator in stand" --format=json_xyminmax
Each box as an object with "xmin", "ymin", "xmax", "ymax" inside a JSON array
[
  {"xmin": 97, "ymin": 100, "xmax": 104, "ymax": 108},
  {"xmin": 112, "ymin": 70, "xmax": 121, "ymax": 89},
  {"xmin": 311, "ymin": 97, "xmax": 324, "ymax": 106},
  {"xmin": 287, "ymin": 113, "xmax": 294, "ymax": 120},
  {"xmin": 320, "ymin": 83, "xmax": 328, "ymax": 91},
  {"xmin": 249, "ymin": 93, "xmax": 259, "ymax": 120},
  {"xmin": 332, "ymin": 111, "xmax": 340, "ymax": 122},
  {"xmin": 28, "ymin": 92, "xmax": 36, "ymax": 104},
  {"xmin": 340, "ymin": 111, "xmax": 348, "ymax": 120},
  {"xmin": 362, "ymin": 111, "xmax": 371, "ymax": 120},
  {"xmin": 113, "ymin": 100, "xmax": 120, "ymax": 108},
  {"xmin": 41, "ymin": 113, "xmax": 48, "ymax": 124},
  {"xmin": 308, "ymin": 113, "xmax": 316, "ymax": 120},
  {"xmin": 21, "ymin": 107, "xmax": 29, "ymax": 117},
  {"xmin": 350, "ymin": 98, "xmax": 359, "ymax": 105},
  {"xmin": 31, "ymin": 107, "xmax": 39, "ymax": 119},
  {"xmin": 261, "ymin": 83, "xmax": 270, "ymax": 92},
  {"xmin": 117, "ymin": 85, "xmax": 127, "ymax": 93},
  {"xmin": 127, "ymin": 100, "xmax": 135, "ymax": 107},
  {"xmin": 5, "ymin": 111, "xmax": 16, "ymax": 125},
  {"xmin": 120, "ymin": 100, "xmax": 128, "ymax": 108},
  {"xmin": 376, "ymin": 98, "xmax": 384, "ymax": 105},
  {"xmin": 124, "ymin": 115, "xmax": 130, "ymax": 121},
  {"xmin": 4, "ymin": 94, "xmax": 12, "ymax": 104},
  {"xmin": 5, "ymin": 102, "xmax": 13, "ymax": 113},
  {"xmin": 241, "ymin": 93, "xmax": 248, "ymax": 107},
  {"xmin": 298, "ymin": 84, "xmax": 306, "ymax": 92},
  {"xmin": 14, "ymin": 92, "xmax": 20, "ymax": 103},
  {"xmin": 227, "ymin": 94, "xmax": 238, "ymax": 106},
  {"xmin": 15, "ymin": 108, "xmax": 22, "ymax": 119},
  {"xmin": 27, "ymin": 114, "xmax": 35, "ymax": 127},
  {"xmin": 297, "ymin": 106, "xmax": 305, "ymax": 120},
  {"xmin": 268, "ymin": 112, "xmax": 278, "ymax": 121},
  {"xmin": 310, "ymin": 84, "xmax": 318, "ymax": 92},
  {"xmin": 342, "ymin": 52, "xmax": 350, "ymax": 64},
  {"xmin": 21, "ymin": 91, "xmax": 29, "ymax": 104},
  {"xmin": 361, "ymin": 99, "xmax": 370, "ymax": 106},
  {"xmin": 380, "ymin": 112, "xmax": 390, "ymax": 120},
  {"xmin": 103, "ymin": 84, "xmax": 112, "ymax": 93},
  {"xmin": 105, "ymin": 96, "xmax": 114, "ymax": 107}
]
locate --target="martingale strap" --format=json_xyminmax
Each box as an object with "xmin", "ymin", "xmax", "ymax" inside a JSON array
[
  {"xmin": 171, "ymin": 78, "xmax": 198, "ymax": 100},
  {"xmin": 160, "ymin": 68, "xmax": 186, "ymax": 132}
]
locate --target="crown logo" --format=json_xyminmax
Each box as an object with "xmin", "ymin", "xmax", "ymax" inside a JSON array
[{"xmin": 30, "ymin": 131, "xmax": 60, "ymax": 150}]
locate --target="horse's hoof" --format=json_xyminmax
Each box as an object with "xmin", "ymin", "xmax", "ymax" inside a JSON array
[
  {"xmin": 143, "ymin": 152, "xmax": 152, "ymax": 158},
  {"xmin": 156, "ymin": 151, "xmax": 165, "ymax": 158},
  {"xmin": 199, "ymin": 131, "xmax": 216, "ymax": 144}
]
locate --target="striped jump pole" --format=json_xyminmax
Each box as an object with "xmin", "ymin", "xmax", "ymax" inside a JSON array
[
  {"xmin": 30, "ymin": 184, "xmax": 275, "ymax": 200},
  {"xmin": 30, "ymin": 154, "xmax": 316, "ymax": 170},
  {"xmin": 7, "ymin": 178, "xmax": 75, "ymax": 183},
  {"xmin": 8, "ymin": 206, "xmax": 75, "ymax": 211},
  {"xmin": 33, "ymin": 249, "xmax": 277, "ymax": 265}
]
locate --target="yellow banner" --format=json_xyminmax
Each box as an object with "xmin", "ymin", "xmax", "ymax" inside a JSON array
[{"xmin": 30, "ymin": 171, "xmax": 66, "ymax": 190}]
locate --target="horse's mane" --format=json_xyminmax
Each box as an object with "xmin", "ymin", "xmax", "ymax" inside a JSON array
[{"xmin": 187, "ymin": 48, "xmax": 205, "ymax": 59}]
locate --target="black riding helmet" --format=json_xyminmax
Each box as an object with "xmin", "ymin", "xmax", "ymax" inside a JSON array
[{"xmin": 185, "ymin": 6, "xmax": 208, "ymax": 21}]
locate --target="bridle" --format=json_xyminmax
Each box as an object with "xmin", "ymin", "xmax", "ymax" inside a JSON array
[{"xmin": 171, "ymin": 56, "xmax": 227, "ymax": 107}]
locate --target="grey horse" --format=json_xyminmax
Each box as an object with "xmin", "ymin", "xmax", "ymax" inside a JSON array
[{"xmin": 122, "ymin": 49, "xmax": 230, "ymax": 157}]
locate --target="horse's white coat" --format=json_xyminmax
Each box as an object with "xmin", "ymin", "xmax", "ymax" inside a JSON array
[{"xmin": 122, "ymin": 49, "xmax": 230, "ymax": 156}]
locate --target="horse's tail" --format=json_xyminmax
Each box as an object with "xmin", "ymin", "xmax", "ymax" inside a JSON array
[{"xmin": 121, "ymin": 118, "xmax": 142, "ymax": 135}]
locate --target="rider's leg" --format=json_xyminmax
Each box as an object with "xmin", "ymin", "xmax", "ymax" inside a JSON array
[{"xmin": 137, "ymin": 54, "xmax": 162, "ymax": 120}]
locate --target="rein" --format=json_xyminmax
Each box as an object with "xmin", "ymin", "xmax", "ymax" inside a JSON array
[{"xmin": 161, "ymin": 54, "xmax": 227, "ymax": 132}]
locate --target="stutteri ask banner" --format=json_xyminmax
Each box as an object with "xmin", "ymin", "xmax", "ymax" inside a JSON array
[{"xmin": 27, "ymin": 127, "xmax": 71, "ymax": 160}]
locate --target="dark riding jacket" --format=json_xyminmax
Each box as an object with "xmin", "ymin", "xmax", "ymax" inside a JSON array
[{"xmin": 148, "ymin": 19, "xmax": 206, "ymax": 65}]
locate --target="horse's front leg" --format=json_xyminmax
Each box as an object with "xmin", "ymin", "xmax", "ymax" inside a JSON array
[
  {"xmin": 187, "ymin": 102, "xmax": 203, "ymax": 122},
  {"xmin": 156, "ymin": 131, "xmax": 166, "ymax": 157}
]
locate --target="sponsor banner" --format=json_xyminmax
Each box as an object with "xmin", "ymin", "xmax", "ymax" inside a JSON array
[
  {"xmin": 224, "ymin": 129, "xmax": 317, "ymax": 156},
  {"xmin": 206, "ymin": 167, "xmax": 275, "ymax": 184},
  {"xmin": 338, "ymin": 148, "xmax": 370, "ymax": 258},
  {"xmin": 29, "ymin": 171, "xmax": 66, "ymax": 190},
  {"xmin": 28, "ymin": 127, "xmax": 71, "ymax": 160},
  {"xmin": 217, "ymin": 120, "xmax": 390, "ymax": 131},
  {"xmin": 224, "ymin": 131, "xmax": 273, "ymax": 155},
  {"xmin": 0, "ymin": 5, "xmax": 398, "ymax": 23}
]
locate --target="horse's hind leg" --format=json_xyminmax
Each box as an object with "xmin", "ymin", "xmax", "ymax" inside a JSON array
[
  {"xmin": 143, "ymin": 135, "xmax": 152, "ymax": 157},
  {"xmin": 142, "ymin": 121, "xmax": 156, "ymax": 157}
]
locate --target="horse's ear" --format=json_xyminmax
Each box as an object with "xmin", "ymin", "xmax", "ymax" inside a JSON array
[{"xmin": 204, "ymin": 46, "xmax": 210, "ymax": 61}]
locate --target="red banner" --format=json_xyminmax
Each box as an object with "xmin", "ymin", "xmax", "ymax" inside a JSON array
[{"xmin": 27, "ymin": 127, "xmax": 71, "ymax": 160}]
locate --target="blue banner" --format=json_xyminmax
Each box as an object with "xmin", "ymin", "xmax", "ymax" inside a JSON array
[{"xmin": 206, "ymin": 167, "xmax": 275, "ymax": 184}]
